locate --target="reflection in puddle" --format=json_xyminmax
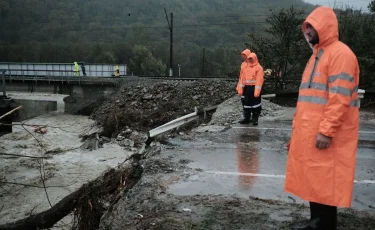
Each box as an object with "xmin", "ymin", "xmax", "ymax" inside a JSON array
[{"xmin": 236, "ymin": 130, "xmax": 260, "ymax": 190}]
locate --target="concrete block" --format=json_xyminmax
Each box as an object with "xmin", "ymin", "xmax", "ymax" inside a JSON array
[{"xmin": 13, "ymin": 99, "xmax": 57, "ymax": 121}]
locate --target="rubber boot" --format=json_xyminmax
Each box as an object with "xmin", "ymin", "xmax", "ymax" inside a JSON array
[
  {"xmin": 293, "ymin": 202, "xmax": 337, "ymax": 230},
  {"xmin": 239, "ymin": 117, "xmax": 250, "ymax": 124},
  {"xmin": 292, "ymin": 218, "xmax": 320, "ymax": 230},
  {"xmin": 252, "ymin": 114, "xmax": 259, "ymax": 126},
  {"xmin": 239, "ymin": 109, "xmax": 251, "ymax": 124}
]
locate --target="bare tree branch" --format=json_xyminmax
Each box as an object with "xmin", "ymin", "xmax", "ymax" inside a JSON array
[
  {"xmin": 1, "ymin": 181, "xmax": 75, "ymax": 189},
  {"xmin": 0, "ymin": 153, "xmax": 51, "ymax": 159}
]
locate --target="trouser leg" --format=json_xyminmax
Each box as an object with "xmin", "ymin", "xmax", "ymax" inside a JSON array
[{"xmin": 310, "ymin": 202, "xmax": 337, "ymax": 230}]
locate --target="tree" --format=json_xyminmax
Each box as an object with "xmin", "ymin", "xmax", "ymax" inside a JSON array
[
  {"xmin": 336, "ymin": 9, "xmax": 375, "ymax": 88},
  {"xmin": 369, "ymin": 0, "xmax": 375, "ymax": 13},
  {"xmin": 129, "ymin": 45, "xmax": 166, "ymax": 76},
  {"xmin": 0, "ymin": 0, "xmax": 9, "ymax": 17},
  {"xmin": 245, "ymin": 7, "xmax": 311, "ymax": 79}
]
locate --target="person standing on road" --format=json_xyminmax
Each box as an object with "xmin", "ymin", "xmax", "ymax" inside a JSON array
[
  {"xmin": 238, "ymin": 52, "xmax": 264, "ymax": 125},
  {"xmin": 237, "ymin": 49, "xmax": 251, "ymax": 123},
  {"xmin": 285, "ymin": 6, "xmax": 360, "ymax": 230}
]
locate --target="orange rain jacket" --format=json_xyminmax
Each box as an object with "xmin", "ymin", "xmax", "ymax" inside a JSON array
[
  {"xmin": 236, "ymin": 49, "xmax": 251, "ymax": 96},
  {"xmin": 240, "ymin": 53, "xmax": 264, "ymax": 97},
  {"xmin": 285, "ymin": 6, "xmax": 360, "ymax": 207}
]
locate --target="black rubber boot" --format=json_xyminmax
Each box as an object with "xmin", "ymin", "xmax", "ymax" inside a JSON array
[
  {"xmin": 252, "ymin": 115, "xmax": 259, "ymax": 126},
  {"xmin": 293, "ymin": 202, "xmax": 337, "ymax": 230},
  {"xmin": 239, "ymin": 118, "xmax": 250, "ymax": 124},
  {"xmin": 239, "ymin": 108, "xmax": 251, "ymax": 124},
  {"xmin": 292, "ymin": 218, "xmax": 320, "ymax": 230}
]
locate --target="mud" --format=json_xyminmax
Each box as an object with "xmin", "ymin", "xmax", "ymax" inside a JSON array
[{"xmin": 99, "ymin": 156, "xmax": 375, "ymax": 230}]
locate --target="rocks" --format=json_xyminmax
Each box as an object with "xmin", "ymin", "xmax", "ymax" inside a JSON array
[
  {"xmin": 80, "ymin": 133, "xmax": 113, "ymax": 151},
  {"xmin": 91, "ymin": 79, "xmax": 237, "ymax": 136},
  {"xmin": 118, "ymin": 139, "xmax": 135, "ymax": 147},
  {"xmin": 143, "ymin": 94, "xmax": 153, "ymax": 100},
  {"xmin": 101, "ymin": 136, "xmax": 111, "ymax": 142}
]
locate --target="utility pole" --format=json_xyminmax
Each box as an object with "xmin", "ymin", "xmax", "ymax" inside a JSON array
[
  {"xmin": 201, "ymin": 48, "xmax": 206, "ymax": 76},
  {"xmin": 164, "ymin": 9, "xmax": 173, "ymax": 77}
]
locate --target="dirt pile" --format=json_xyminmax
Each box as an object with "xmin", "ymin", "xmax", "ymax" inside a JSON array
[
  {"xmin": 209, "ymin": 95, "xmax": 286, "ymax": 125},
  {"xmin": 91, "ymin": 79, "xmax": 236, "ymax": 136}
]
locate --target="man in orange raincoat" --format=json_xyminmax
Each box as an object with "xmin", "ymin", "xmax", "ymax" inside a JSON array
[
  {"xmin": 237, "ymin": 49, "xmax": 251, "ymax": 122},
  {"xmin": 285, "ymin": 6, "xmax": 360, "ymax": 230},
  {"xmin": 238, "ymin": 52, "xmax": 264, "ymax": 125}
]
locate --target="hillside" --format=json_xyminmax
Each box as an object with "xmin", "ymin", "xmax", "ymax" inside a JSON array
[{"xmin": 0, "ymin": 0, "xmax": 315, "ymax": 76}]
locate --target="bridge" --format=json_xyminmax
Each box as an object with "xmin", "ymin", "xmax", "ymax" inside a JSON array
[{"xmin": 1, "ymin": 70, "xmax": 122, "ymax": 115}]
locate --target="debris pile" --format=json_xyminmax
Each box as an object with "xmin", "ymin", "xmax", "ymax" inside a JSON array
[
  {"xmin": 91, "ymin": 79, "xmax": 237, "ymax": 136},
  {"xmin": 209, "ymin": 95, "xmax": 285, "ymax": 125}
]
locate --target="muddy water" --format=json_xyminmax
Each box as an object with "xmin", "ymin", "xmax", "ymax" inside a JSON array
[
  {"xmin": 0, "ymin": 93, "xmax": 131, "ymax": 227},
  {"xmin": 165, "ymin": 123, "xmax": 375, "ymax": 213}
]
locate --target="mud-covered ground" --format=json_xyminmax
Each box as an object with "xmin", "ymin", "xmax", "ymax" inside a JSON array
[
  {"xmin": 99, "ymin": 157, "xmax": 375, "ymax": 230},
  {"xmin": 1, "ymin": 84, "xmax": 374, "ymax": 229}
]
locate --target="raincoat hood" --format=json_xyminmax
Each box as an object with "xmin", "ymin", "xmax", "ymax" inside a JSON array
[
  {"xmin": 302, "ymin": 6, "xmax": 339, "ymax": 49},
  {"xmin": 241, "ymin": 49, "xmax": 251, "ymax": 58},
  {"xmin": 74, "ymin": 62, "xmax": 78, "ymax": 65},
  {"xmin": 248, "ymin": 53, "xmax": 259, "ymax": 66}
]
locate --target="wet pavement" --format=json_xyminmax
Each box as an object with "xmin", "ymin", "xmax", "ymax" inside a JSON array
[{"xmin": 163, "ymin": 121, "xmax": 375, "ymax": 213}]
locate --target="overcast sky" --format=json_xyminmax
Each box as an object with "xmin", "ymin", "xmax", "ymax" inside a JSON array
[{"xmin": 303, "ymin": 0, "xmax": 371, "ymax": 11}]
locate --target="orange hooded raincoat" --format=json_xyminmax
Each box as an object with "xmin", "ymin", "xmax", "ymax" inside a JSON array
[
  {"xmin": 240, "ymin": 53, "xmax": 264, "ymax": 97},
  {"xmin": 236, "ymin": 49, "xmax": 251, "ymax": 96},
  {"xmin": 285, "ymin": 6, "xmax": 360, "ymax": 207}
]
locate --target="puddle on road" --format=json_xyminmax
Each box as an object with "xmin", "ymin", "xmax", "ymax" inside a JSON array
[{"xmin": 165, "ymin": 127, "xmax": 375, "ymax": 212}]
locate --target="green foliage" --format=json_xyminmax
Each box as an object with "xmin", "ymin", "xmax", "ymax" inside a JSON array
[
  {"xmin": 129, "ymin": 45, "xmax": 166, "ymax": 75},
  {"xmin": 246, "ymin": 7, "xmax": 311, "ymax": 79},
  {"xmin": 369, "ymin": 0, "xmax": 375, "ymax": 12},
  {"xmin": 336, "ymin": 9, "xmax": 375, "ymax": 88}
]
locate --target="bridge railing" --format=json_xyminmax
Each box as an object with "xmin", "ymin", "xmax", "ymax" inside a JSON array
[
  {"xmin": 0, "ymin": 62, "xmax": 127, "ymax": 77},
  {"xmin": 2, "ymin": 69, "xmax": 118, "ymax": 79}
]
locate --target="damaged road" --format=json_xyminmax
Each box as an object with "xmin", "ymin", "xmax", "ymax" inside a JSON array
[
  {"xmin": 99, "ymin": 139, "xmax": 375, "ymax": 230},
  {"xmin": 99, "ymin": 98, "xmax": 375, "ymax": 230},
  {"xmin": 1, "ymin": 84, "xmax": 374, "ymax": 229}
]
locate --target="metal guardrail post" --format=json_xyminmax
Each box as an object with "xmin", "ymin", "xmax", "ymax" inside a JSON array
[{"xmin": 358, "ymin": 89, "xmax": 365, "ymax": 108}]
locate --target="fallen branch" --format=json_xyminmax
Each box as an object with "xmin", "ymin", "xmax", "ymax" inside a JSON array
[
  {"xmin": 0, "ymin": 153, "xmax": 51, "ymax": 159},
  {"xmin": 0, "ymin": 105, "xmax": 23, "ymax": 121},
  {"xmin": 1, "ymin": 181, "xmax": 74, "ymax": 189},
  {"xmin": 0, "ymin": 122, "xmax": 80, "ymax": 134},
  {"xmin": 0, "ymin": 157, "xmax": 143, "ymax": 230}
]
